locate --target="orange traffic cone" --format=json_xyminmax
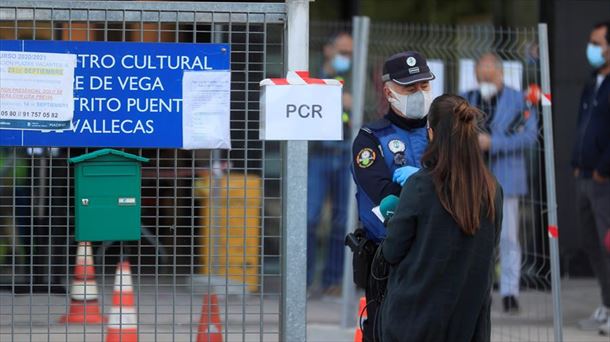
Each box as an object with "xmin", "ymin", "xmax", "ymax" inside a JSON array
[
  {"xmin": 60, "ymin": 242, "xmax": 105, "ymax": 324},
  {"xmin": 197, "ymin": 294, "xmax": 223, "ymax": 342},
  {"xmin": 106, "ymin": 260, "xmax": 138, "ymax": 342},
  {"xmin": 354, "ymin": 297, "xmax": 367, "ymax": 342}
]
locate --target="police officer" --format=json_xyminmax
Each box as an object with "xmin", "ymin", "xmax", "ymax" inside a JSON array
[{"xmin": 351, "ymin": 51, "xmax": 435, "ymax": 341}]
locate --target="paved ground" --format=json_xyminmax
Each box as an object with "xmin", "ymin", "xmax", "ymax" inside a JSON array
[
  {"xmin": 306, "ymin": 278, "xmax": 610, "ymax": 342},
  {"xmin": 1, "ymin": 277, "xmax": 608, "ymax": 341}
]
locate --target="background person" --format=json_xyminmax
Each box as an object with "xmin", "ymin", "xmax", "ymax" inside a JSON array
[
  {"xmin": 379, "ymin": 95, "xmax": 503, "ymax": 342},
  {"xmin": 463, "ymin": 53, "xmax": 538, "ymax": 313},
  {"xmin": 571, "ymin": 21, "xmax": 610, "ymax": 335},
  {"xmin": 307, "ymin": 32, "xmax": 353, "ymax": 296}
]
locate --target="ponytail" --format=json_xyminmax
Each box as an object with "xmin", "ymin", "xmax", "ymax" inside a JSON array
[{"xmin": 421, "ymin": 95, "xmax": 496, "ymax": 235}]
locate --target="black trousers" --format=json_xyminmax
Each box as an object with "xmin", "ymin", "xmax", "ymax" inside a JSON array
[
  {"xmin": 577, "ymin": 178, "xmax": 610, "ymax": 307},
  {"xmin": 362, "ymin": 243, "xmax": 387, "ymax": 342},
  {"xmin": 349, "ymin": 229, "xmax": 385, "ymax": 342},
  {"xmin": 363, "ymin": 283, "xmax": 381, "ymax": 342}
]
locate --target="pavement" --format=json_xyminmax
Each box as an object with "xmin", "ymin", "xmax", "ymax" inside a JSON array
[
  {"xmin": 306, "ymin": 278, "xmax": 610, "ymax": 342},
  {"xmin": 1, "ymin": 277, "xmax": 608, "ymax": 341}
]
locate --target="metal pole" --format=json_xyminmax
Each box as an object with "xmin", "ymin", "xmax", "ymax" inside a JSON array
[
  {"xmin": 210, "ymin": 24, "xmax": 224, "ymax": 280},
  {"xmin": 341, "ymin": 15, "xmax": 370, "ymax": 329},
  {"xmin": 36, "ymin": 150, "xmax": 49, "ymax": 284},
  {"xmin": 537, "ymin": 22, "xmax": 563, "ymax": 342},
  {"xmin": 281, "ymin": 1, "xmax": 309, "ymax": 341}
]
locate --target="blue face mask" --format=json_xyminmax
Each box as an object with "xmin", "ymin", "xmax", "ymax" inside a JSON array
[
  {"xmin": 331, "ymin": 54, "xmax": 351, "ymax": 73},
  {"xmin": 587, "ymin": 43, "xmax": 606, "ymax": 69}
]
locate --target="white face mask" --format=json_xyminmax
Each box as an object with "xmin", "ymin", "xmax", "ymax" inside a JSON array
[
  {"xmin": 388, "ymin": 88, "xmax": 432, "ymax": 120},
  {"xmin": 479, "ymin": 82, "xmax": 498, "ymax": 101}
]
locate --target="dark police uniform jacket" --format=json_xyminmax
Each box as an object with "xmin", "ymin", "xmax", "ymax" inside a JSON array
[{"xmin": 351, "ymin": 108, "xmax": 427, "ymax": 242}]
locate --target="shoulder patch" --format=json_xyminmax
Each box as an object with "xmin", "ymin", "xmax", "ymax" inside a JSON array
[{"xmin": 356, "ymin": 148, "xmax": 376, "ymax": 168}]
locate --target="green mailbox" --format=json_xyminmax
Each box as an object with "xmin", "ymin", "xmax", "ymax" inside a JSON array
[{"xmin": 69, "ymin": 149, "xmax": 149, "ymax": 242}]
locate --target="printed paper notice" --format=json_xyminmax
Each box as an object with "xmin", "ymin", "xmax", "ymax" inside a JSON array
[
  {"xmin": 372, "ymin": 206, "xmax": 384, "ymax": 222},
  {"xmin": 0, "ymin": 51, "xmax": 76, "ymax": 130},
  {"xmin": 182, "ymin": 71, "xmax": 231, "ymax": 149}
]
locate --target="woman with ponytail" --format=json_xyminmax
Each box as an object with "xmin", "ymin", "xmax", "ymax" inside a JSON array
[{"xmin": 378, "ymin": 95, "xmax": 503, "ymax": 342}]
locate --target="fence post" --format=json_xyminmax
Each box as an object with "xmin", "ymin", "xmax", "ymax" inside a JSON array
[
  {"xmin": 281, "ymin": 0, "xmax": 309, "ymax": 341},
  {"xmin": 538, "ymin": 22, "xmax": 563, "ymax": 342},
  {"xmin": 341, "ymin": 15, "xmax": 370, "ymax": 329}
]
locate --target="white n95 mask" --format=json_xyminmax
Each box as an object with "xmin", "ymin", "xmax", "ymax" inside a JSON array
[
  {"xmin": 388, "ymin": 89, "xmax": 432, "ymax": 120},
  {"xmin": 479, "ymin": 82, "xmax": 498, "ymax": 101}
]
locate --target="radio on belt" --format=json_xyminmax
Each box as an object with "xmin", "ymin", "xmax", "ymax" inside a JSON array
[{"xmin": 259, "ymin": 70, "xmax": 343, "ymax": 141}]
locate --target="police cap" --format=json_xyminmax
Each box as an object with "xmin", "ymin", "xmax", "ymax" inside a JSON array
[{"xmin": 382, "ymin": 51, "xmax": 435, "ymax": 85}]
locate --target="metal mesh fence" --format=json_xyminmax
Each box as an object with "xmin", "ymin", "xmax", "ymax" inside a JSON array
[
  {"xmin": 0, "ymin": 5, "xmax": 566, "ymax": 341},
  {"xmin": 311, "ymin": 21, "xmax": 558, "ymax": 341},
  {"xmin": 0, "ymin": 1, "xmax": 286, "ymax": 341}
]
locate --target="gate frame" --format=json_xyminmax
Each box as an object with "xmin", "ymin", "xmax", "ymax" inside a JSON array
[
  {"xmin": 281, "ymin": 1, "xmax": 309, "ymax": 341},
  {"xmin": 1, "ymin": 0, "xmax": 299, "ymax": 340}
]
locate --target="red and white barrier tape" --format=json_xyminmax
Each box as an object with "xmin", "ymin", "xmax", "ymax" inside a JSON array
[
  {"xmin": 260, "ymin": 70, "xmax": 343, "ymax": 86},
  {"xmin": 548, "ymin": 225, "xmax": 558, "ymax": 239},
  {"xmin": 541, "ymin": 93, "xmax": 552, "ymax": 107}
]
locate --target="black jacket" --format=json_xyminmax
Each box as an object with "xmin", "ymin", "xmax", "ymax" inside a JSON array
[
  {"xmin": 571, "ymin": 73, "xmax": 610, "ymax": 177},
  {"xmin": 380, "ymin": 170, "xmax": 503, "ymax": 342}
]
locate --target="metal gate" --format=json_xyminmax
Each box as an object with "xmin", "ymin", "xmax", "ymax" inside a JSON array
[{"xmin": 0, "ymin": 1, "xmax": 292, "ymax": 341}]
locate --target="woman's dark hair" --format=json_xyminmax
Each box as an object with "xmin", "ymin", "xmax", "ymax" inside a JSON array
[{"xmin": 421, "ymin": 94, "xmax": 496, "ymax": 235}]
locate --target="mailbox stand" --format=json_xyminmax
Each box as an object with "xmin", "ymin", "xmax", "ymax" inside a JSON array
[{"xmin": 69, "ymin": 149, "xmax": 148, "ymax": 242}]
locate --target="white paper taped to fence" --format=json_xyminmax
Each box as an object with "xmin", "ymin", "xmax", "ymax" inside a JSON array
[
  {"xmin": 259, "ymin": 71, "xmax": 343, "ymax": 141},
  {"xmin": 427, "ymin": 59, "xmax": 445, "ymax": 100},
  {"xmin": 0, "ymin": 50, "xmax": 76, "ymax": 131},
  {"xmin": 458, "ymin": 59, "xmax": 523, "ymax": 93},
  {"xmin": 182, "ymin": 70, "xmax": 231, "ymax": 149}
]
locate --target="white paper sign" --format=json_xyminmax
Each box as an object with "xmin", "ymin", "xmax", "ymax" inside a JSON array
[
  {"xmin": 0, "ymin": 51, "xmax": 76, "ymax": 130},
  {"xmin": 260, "ymin": 84, "xmax": 342, "ymax": 141},
  {"xmin": 371, "ymin": 206, "xmax": 384, "ymax": 222},
  {"xmin": 458, "ymin": 59, "xmax": 523, "ymax": 93},
  {"xmin": 182, "ymin": 70, "xmax": 231, "ymax": 149},
  {"xmin": 427, "ymin": 59, "xmax": 445, "ymax": 100}
]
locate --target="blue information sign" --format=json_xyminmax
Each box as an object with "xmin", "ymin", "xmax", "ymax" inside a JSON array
[{"xmin": 0, "ymin": 40, "xmax": 230, "ymax": 148}]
